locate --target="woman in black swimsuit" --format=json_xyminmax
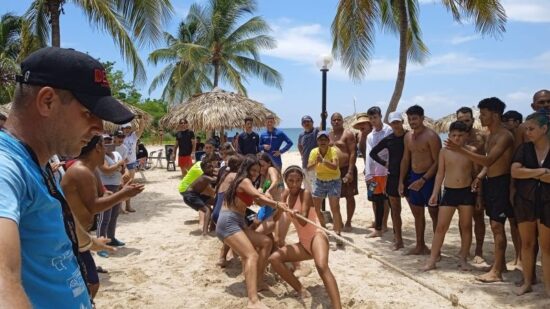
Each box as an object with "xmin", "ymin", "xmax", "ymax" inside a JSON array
[{"xmin": 511, "ymin": 111, "xmax": 550, "ymax": 296}]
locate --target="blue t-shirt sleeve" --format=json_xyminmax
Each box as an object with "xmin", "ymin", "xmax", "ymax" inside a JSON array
[
  {"xmin": 279, "ymin": 131, "xmax": 293, "ymax": 153},
  {"xmin": 0, "ymin": 157, "xmax": 24, "ymax": 224}
]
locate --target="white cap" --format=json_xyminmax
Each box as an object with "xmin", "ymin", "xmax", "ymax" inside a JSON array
[
  {"xmin": 121, "ymin": 123, "xmax": 132, "ymax": 128},
  {"xmin": 388, "ymin": 111, "xmax": 402, "ymax": 123}
]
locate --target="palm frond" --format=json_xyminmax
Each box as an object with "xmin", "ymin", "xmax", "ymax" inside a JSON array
[
  {"xmin": 23, "ymin": 0, "xmax": 50, "ymax": 48},
  {"xmin": 231, "ymin": 55, "xmax": 283, "ymax": 90}
]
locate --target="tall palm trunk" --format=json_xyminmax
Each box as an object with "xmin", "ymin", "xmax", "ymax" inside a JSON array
[
  {"xmin": 47, "ymin": 0, "xmax": 63, "ymax": 47},
  {"xmin": 384, "ymin": 0, "xmax": 408, "ymax": 122},
  {"xmin": 213, "ymin": 60, "xmax": 219, "ymax": 87}
]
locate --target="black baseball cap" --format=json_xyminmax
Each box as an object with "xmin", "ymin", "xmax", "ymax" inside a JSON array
[{"xmin": 16, "ymin": 47, "xmax": 134, "ymax": 125}]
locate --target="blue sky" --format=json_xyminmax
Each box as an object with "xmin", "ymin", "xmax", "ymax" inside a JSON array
[{"xmin": 3, "ymin": 0, "xmax": 550, "ymax": 127}]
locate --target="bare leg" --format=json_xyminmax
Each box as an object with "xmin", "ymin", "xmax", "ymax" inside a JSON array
[
  {"xmin": 407, "ymin": 205, "xmax": 429, "ymax": 255},
  {"xmin": 124, "ymin": 169, "xmax": 136, "ymax": 212},
  {"xmin": 344, "ymin": 196, "xmax": 356, "ymax": 231},
  {"xmin": 201, "ymin": 206, "xmax": 212, "ymax": 236},
  {"xmin": 383, "ymin": 199, "xmax": 390, "ymax": 231},
  {"xmin": 217, "ymin": 243, "xmax": 230, "ymax": 267},
  {"xmin": 388, "ymin": 196, "xmax": 403, "ymax": 250},
  {"xmin": 275, "ymin": 212, "xmax": 291, "ymax": 248},
  {"xmin": 313, "ymin": 197, "xmax": 325, "ymax": 227},
  {"xmin": 457, "ymin": 205, "xmax": 473, "ymax": 271},
  {"xmin": 476, "ymin": 220, "xmax": 506, "ymax": 283},
  {"xmin": 244, "ymin": 229, "xmax": 273, "ymax": 290},
  {"xmin": 311, "ymin": 233, "xmax": 342, "ymax": 309},
  {"xmin": 509, "ymin": 218, "xmax": 522, "ymax": 267},
  {"xmin": 88, "ymin": 283, "xmax": 99, "ymax": 299},
  {"xmin": 224, "ymin": 231, "xmax": 269, "ymax": 308},
  {"xmin": 268, "ymin": 243, "xmax": 311, "ymax": 295},
  {"xmin": 423, "ymin": 206, "xmax": 456, "ymax": 271},
  {"xmin": 515, "ymin": 221, "xmax": 536, "ymax": 295},
  {"xmin": 537, "ymin": 221, "xmax": 550, "ymax": 296},
  {"xmin": 428, "ymin": 206, "xmax": 439, "ymax": 233},
  {"xmin": 328, "ymin": 197, "xmax": 342, "ymax": 236},
  {"xmin": 473, "ymin": 208, "xmax": 486, "ymax": 263}
]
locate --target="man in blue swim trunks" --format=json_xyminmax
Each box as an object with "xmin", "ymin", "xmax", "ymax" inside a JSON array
[{"xmin": 399, "ymin": 105, "xmax": 441, "ymax": 255}]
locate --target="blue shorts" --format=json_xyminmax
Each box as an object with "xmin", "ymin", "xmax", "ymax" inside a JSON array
[
  {"xmin": 127, "ymin": 161, "xmax": 138, "ymax": 170},
  {"xmin": 313, "ymin": 179, "xmax": 341, "ymax": 198},
  {"xmin": 407, "ymin": 171, "xmax": 436, "ymax": 207},
  {"xmin": 257, "ymin": 206, "xmax": 275, "ymax": 221}
]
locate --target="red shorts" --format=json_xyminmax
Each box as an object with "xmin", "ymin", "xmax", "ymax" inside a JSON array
[
  {"xmin": 372, "ymin": 176, "xmax": 387, "ymax": 195},
  {"xmin": 178, "ymin": 155, "xmax": 193, "ymax": 169}
]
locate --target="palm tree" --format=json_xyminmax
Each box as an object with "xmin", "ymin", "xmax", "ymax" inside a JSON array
[
  {"xmin": 0, "ymin": 13, "xmax": 44, "ymax": 103},
  {"xmin": 24, "ymin": 0, "xmax": 174, "ymax": 84},
  {"xmin": 148, "ymin": 0, "xmax": 282, "ymax": 104},
  {"xmin": 332, "ymin": 0, "xmax": 506, "ymax": 121}
]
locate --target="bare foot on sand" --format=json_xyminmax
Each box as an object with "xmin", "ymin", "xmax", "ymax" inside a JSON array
[
  {"xmin": 368, "ymin": 221, "xmax": 375, "ymax": 229},
  {"xmin": 247, "ymin": 300, "xmax": 269, "ymax": 309},
  {"xmin": 392, "ymin": 241, "xmax": 404, "ymax": 251},
  {"xmin": 406, "ymin": 245, "xmax": 430, "ymax": 255},
  {"xmin": 367, "ymin": 230, "xmax": 382, "ymax": 238},
  {"xmin": 216, "ymin": 258, "xmax": 228, "ymax": 268},
  {"xmin": 514, "ymin": 277, "xmax": 538, "ymax": 287},
  {"xmin": 458, "ymin": 259, "xmax": 472, "ymax": 271},
  {"xmin": 382, "ymin": 226, "xmax": 388, "ymax": 233},
  {"xmin": 475, "ymin": 270, "xmax": 503, "ymax": 283},
  {"xmin": 514, "ymin": 284, "xmax": 533, "ymax": 296},
  {"xmin": 257, "ymin": 283, "xmax": 270, "ymax": 292},
  {"xmin": 422, "ymin": 258, "xmax": 437, "ymax": 272},
  {"xmin": 294, "ymin": 288, "xmax": 311, "ymax": 299},
  {"xmin": 343, "ymin": 223, "xmax": 353, "ymax": 232}
]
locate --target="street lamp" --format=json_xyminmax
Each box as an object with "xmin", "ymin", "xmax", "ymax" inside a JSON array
[{"xmin": 316, "ymin": 54, "xmax": 333, "ymax": 130}]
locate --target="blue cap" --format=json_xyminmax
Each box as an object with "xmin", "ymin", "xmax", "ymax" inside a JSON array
[{"xmin": 317, "ymin": 130, "xmax": 329, "ymax": 139}]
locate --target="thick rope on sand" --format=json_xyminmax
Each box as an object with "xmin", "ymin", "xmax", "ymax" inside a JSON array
[{"xmin": 286, "ymin": 210, "xmax": 468, "ymax": 308}]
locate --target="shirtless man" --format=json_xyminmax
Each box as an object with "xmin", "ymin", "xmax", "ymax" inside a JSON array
[
  {"xmin": 329, "ymin": 113, "xmax": 358, "ymax": 231},
  {"xmin": 61, "ymin": 135, "xmax": 144, "ymax": 298},
  {"xmin": 445, "ymin": 97, "xmax": 515, "ymax": 283},
  {"xmin": 399, "ymin": 105, "xmax": 441, "ymax": 255},
  {"xmin": 456, "ymin": 107, "xmax": 488, "ymax": 264}
]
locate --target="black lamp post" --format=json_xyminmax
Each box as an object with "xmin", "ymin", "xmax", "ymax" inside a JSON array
[{"xmin": 317, "ymin": 54, "xmax": 333, "ymax": 130}]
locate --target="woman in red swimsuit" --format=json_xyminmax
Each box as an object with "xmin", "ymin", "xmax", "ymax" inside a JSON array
[
  {"xmin": 268, "ymin": 166, "xmax": 341, "ymax": 308},
  {"xmin": 216, "ymin": 155, "xmax": 286, "ymax": 309}
]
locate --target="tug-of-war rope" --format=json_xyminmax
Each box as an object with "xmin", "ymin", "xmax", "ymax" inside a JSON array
[{"xmin": 281, "ymin": 207, "xmax": 467, "ymax": 308}]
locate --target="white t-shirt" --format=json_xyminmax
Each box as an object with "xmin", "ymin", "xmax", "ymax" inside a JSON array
[
  {"xmin": 123, "ymin": 132, "xmax": 138, "ymax": 163},
  {"xmin": 99, "ymin": 151, "xmax": 123, "ymax": 186},
  {"xmin": 115, "ymin": 144, "xmax": 128, "ymax": 161},
  {"xmin": 365, "ymin": 123, "xmax": 393, "ymax": 180}
]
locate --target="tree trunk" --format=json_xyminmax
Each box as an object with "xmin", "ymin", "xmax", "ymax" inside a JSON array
[
  {"xmin": 47, "ymin": 0, "xmax": 62, "ymax": 47},
  {"xmin": 213, "ymin": 61, "xmax": 219, "ymax": 88},
  {"xmin": 384, "ymin": 0, "xmax": 408, "ymax": 123}
]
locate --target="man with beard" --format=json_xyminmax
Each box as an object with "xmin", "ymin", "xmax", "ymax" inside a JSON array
[
  {"xmin": 456, "ymin": 107, "xmax": 488, "ymax": 265},
  {"xmin": 399, "ymin": 105, "xmax": 441, "ymax": 255},
  {"xmin": 329, "ymin": 113, "xmax": 358, "ymax": 231},
  {"xmin": 446, "ymin": 97, "xmax": 515, "ymax": 283},
  {"xmin": 351, "ymin": 113, "xmax": 372, "ymax": 160}
]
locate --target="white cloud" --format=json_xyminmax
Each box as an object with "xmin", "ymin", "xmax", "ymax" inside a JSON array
[
  {"xmin": 506, "ymin": 91, "xmax": 531, "ymax": 104},
  {"xmin": 502, "ymin": 0, "xmax": 550, "ymax": 23},
  {"xmin": 450, "ymin": 34, "xmax": 480, "ymax": 45}
]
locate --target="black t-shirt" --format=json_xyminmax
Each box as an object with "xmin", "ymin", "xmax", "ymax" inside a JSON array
[
  {"xmin": 513, "ymin": 142, "xmax": 550, "ymax": 205},
  {"xmin": 238, "ymin": 131, "xmax": 260, "ymax": 155},
  {"xmin": 136, "ymin": 144, "xmax": 148, "ymax": 159},
  {"xmin": 176, "ymin": 130, "xmax": 195, "ymax": 156},
  {"xmin": 369, "ymin": 132, "xmax": 406, "ymax": 176}
]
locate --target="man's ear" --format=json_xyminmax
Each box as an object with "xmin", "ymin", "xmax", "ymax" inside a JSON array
[{"xmin": 35, "ymin": 87, "xmax": 57, "ymax": 117}]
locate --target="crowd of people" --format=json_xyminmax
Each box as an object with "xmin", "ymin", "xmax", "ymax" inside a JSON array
[
  {"xmin": 175, "ymin": 90, "xmax": 550, "ymax": 307},
  {"xmin": 1, "ymin": 46, "xmax": 550, "ymax": 308}
]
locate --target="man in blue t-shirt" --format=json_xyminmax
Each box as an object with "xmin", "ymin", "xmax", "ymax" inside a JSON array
[
  {"xmin": 259, "ymin": 114, "xmax": 293, "ymax": 168},
  {"xmin": 0, "ymin": 47, "xmax": 135, "ymax": 308}
]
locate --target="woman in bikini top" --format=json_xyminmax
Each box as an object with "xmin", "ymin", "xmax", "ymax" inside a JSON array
[{"xmin": 268, "ymin": 166, "xmax": 342, "ymax": 309}]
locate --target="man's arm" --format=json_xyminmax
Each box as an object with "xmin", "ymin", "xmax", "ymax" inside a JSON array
[
  {"xmin": 399, "ymin": 134, "xmax": 411, "ymax": 186},
  {"xmin": 0, "ymin": 218, "xmax": 32, "ymax": 308},
  {"xmin": 135, "ymin": 123, "xmax": 146, "ymax": 140},
  {"xmin": 447, "ymin": 132, "xmax": 512, "ymax": 167},
  {"xmin": 279, "ymin": 132, "xmax": 293, "ymax": 154},
  {"xmin": 346, "ymin": 131, "xmax": 357, "ymax": 176},
  {"xmin": 369, "ymin": 136, "xmax": 388, "ymax": 167},
  {"xmin": 423, "ymin": 133, "xmax": 442, "ymax": 179},
  {"xmin": 364, "ymin": 135, "xmax": 374, "ymax": 181}
]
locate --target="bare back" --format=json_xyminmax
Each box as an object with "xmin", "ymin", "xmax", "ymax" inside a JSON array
[
  {"xmin": 405, "ymin": 127, "xmax": 441, "ymax": 173},
  {"xmin": 60, "ymin": 162, "xmax": 98, "ymax": 231},
  {"xmin": 485, "ymin": 127, "xmax": 514, "ymax": 177}
]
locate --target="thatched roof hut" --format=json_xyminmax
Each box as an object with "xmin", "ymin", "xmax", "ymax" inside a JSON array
[
  {"xmin": 160, "ymin": 88, "xmax": 280, "ymax": 131},
  {"xmin": 433, "ymin": 107, "xmax": 481, "ymax": 133},
  {"xmin": 103, "ymin": 101, "xmax": 153, "ymax": 133},
  {"xmin": 402, "ymin": 112, "xmax": 435, "ymax": 131}
]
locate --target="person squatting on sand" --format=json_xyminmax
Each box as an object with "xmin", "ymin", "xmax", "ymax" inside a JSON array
[
  {"xmin": 216, "ymin": 155, "xmax": 287, "ymax": 309},
  {"xmin": 0, "ymin": 47, "xmax": 134, "ymax": 308},
  {"xmin": 399, "ymin": 105, "xmax": 442, "ymax": 255},
  {"xmin": 423, "ymin": 121, "xmax": 475, "ymax": 272},
  {"xmin": 268, "ymin": 165, "xmax": 342, "ymax": 308}
]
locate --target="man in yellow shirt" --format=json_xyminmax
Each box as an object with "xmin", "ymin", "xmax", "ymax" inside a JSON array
[{"xmin": 307, "ymin": 131, "xmax": 343, "ymax": 246}]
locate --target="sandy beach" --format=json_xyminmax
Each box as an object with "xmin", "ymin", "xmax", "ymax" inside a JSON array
[{"xmin": 94, "ymin": 149, "xmax": 550, "ymax": 309}]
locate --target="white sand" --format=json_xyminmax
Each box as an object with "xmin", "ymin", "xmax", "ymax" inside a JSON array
[{"xmin": 94, "ymin": 149, "xmax": 550, "ymax": 308}]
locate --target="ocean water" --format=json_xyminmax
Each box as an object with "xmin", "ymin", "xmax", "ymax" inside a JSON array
[{"xmin": 226, "ymin": 128, "xmax": 448, "ymax": 152}]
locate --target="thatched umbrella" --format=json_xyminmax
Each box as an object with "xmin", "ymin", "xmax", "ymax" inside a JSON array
[
  {"xmin": 0, "ymin": 102, "xmax": 12, "ymax": 116},
  {"xmin": 433, "ymin": 107, "xmax": 481, "ymax": 133},
  {"xmin": 103, "ymin": 100, "xmax": 153, "ymax": 133},
  {"xmin": 401, "ymin": 112, "xmax": 435, "ymax": 131},
  {"xmin": 160, "ymin": 87, "xmax": 280, "ymax": 132}
]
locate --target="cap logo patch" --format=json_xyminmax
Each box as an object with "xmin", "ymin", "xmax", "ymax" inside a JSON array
[
  {"xmin": 94, "ymin": 69, "xmax": 110, "ymax": 87},
  {"xmin": 24, "ymin": 71, "xmax": 30, "ymax": 82}
]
